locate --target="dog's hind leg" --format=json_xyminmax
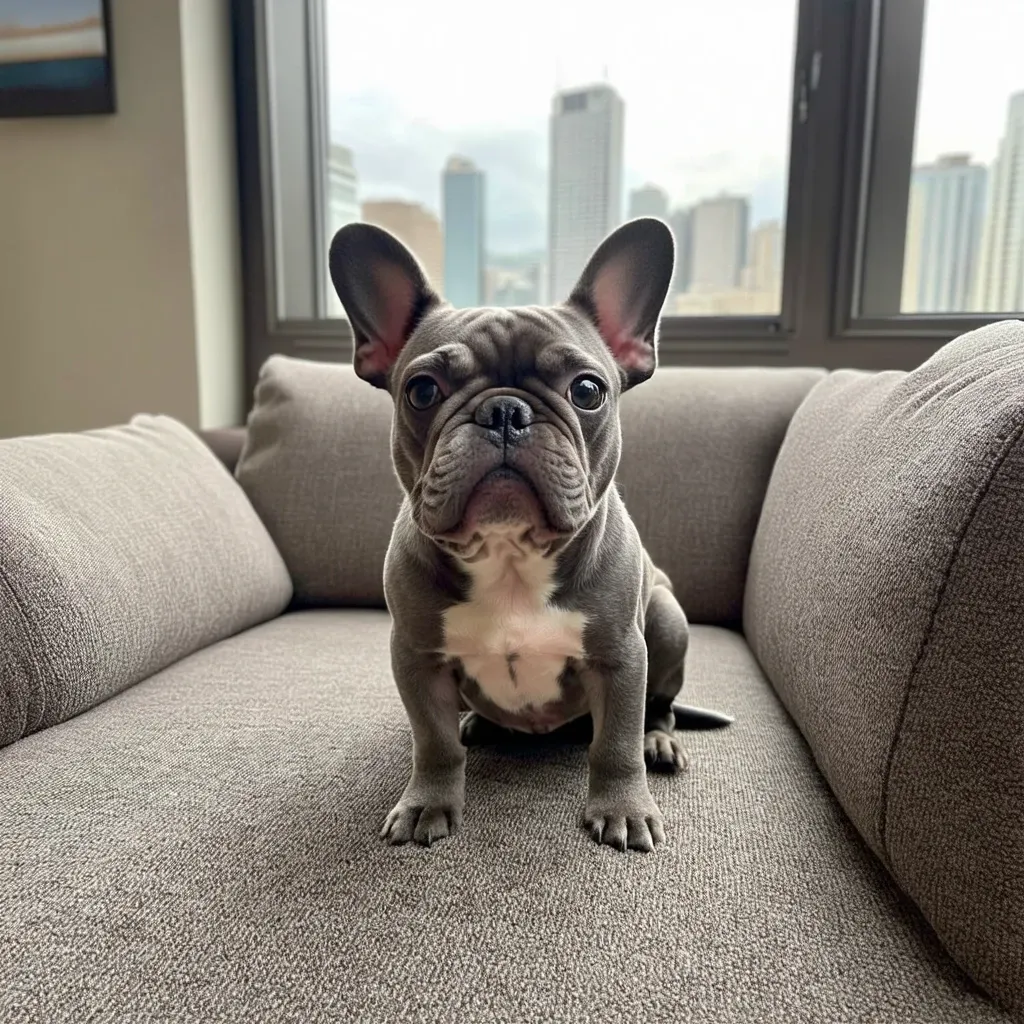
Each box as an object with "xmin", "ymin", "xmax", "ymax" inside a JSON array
[{"xmin": 642, "ymin": 570, "xmax": 691, "ymax": 773}]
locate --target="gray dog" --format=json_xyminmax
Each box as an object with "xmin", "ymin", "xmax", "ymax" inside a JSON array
[{"xmin": 329, "ymin": 217, "xmax": 731, "ymax": 853}]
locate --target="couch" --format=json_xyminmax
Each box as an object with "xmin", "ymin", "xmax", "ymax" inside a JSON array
[{"xmin": 2, "ymin": 321, "xmax": 1022, "ymax": 1023}]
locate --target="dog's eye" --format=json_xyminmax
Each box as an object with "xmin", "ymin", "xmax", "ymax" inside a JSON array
[
  {"xmin": 405, "ymin": 375, "xmax": 442, "ymax": 411},
  {"xmin": 568, "ymin": 375, "xmax": 606, "ymax": 411}
]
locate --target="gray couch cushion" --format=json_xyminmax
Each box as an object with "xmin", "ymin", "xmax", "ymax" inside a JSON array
[
  {"xmin": 235, "ymin": 356, "xmax": 401, "ymax": 607},
  {"xmin": 619, "ymin": 366, "xmax": 824, "ymax": 623},
  {"xmin": 744, "ymin": 320, "xmax": 1024, "ymax": 1014},
  {"xmin": 0, "ymin": 414, "xmax": 293, "ymax": 749},
  {"xmin": 0, "ymin": 610, "xmax": 1009, "ymax": 1022},
  {"xmin": 236, "ymin": 355, "xmax": 823, "ymax": 622}
]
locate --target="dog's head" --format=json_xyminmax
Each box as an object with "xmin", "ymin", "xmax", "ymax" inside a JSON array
[{"xmin": 329, "ymin": 218, "xmax": 674, "ymax": 559}]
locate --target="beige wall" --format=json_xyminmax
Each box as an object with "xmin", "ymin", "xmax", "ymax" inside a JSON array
[{"xmin": 0, "ymin": 0, "xmax": 243, "ymax": 440}]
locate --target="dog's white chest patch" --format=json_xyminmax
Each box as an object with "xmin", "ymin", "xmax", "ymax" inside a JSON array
[{"xmin": 441, "ymin": 532, "xmax": 586, "ymax": 713}]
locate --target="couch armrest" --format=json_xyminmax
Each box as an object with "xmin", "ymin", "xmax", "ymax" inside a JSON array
[
  {"xmin": 0, "ymin": 416, "xmax": 292, "ymax": 749},
  {"xmin": 742, "ymin": 320, "xmax": 1024, "ymax": 1014}
]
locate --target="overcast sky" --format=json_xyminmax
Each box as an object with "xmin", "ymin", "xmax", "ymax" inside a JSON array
[
  {"xmin": 914, "ymin": 0, "xmax": 1024, "ymax": 164},
  {"xmin": 327, "ymin": 0, "xmax": 1023, "ymax": 254}
]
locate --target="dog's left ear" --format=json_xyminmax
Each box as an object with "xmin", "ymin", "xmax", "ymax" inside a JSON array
[{"xmin": 567, "ymin": 217, "xmax": 675, "ymax": 389}]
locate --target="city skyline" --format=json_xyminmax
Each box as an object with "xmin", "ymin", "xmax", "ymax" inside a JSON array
[
  {"xmin": 325, "ymin": 88, "xmax": 787, "ymax": 257},
  {"xmin": 329, "ymin": 75, "xmax": 788, "ymax": 314},
  {"xmin": 333, "ymin": 147, "xmax": 785, "ymax": 316},
  {"xmin": 325, "ymin": 0, "xmax": 1024, "ymax": 258},
  {"xmin": 330, "ymin": 83, "xmax": 1024, "ymax": 318},
  {"xmin": 329, "ymin": 77, "xmax": 787, "ymax": 314},
  {"xmin": 902, "ymin": 91, "xmax": 1024, "ymax": 314},
  {"xmin": 325, "ymin": 0, "xmax": 796, "ymax": 255}
]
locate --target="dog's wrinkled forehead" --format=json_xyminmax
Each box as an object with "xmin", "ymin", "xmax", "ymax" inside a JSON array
[{"xmin": 398, "ymin": 304, "xmax": 612, "ymax": 388}]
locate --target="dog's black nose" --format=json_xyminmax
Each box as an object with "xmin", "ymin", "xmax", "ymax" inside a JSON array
[{"xmin": 475, "ymin": 395, "xmax": 533, "ymax": 445}]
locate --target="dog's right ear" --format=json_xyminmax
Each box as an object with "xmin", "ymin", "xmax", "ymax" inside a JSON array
[
  {"xmin": 329, "ymin": 223, "xmax": 440, "ymax": 389},
  {"xmin": 567, "ymin": 217, "xmax": 675, "ymax": 390}
]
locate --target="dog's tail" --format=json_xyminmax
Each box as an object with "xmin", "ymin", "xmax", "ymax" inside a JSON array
[{"xmin": 673, "ymin": 703, "xmax": 735, "ymax": 730}]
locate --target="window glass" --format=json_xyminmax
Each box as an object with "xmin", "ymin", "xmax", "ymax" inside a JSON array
[
  {"xmin": 900, "ymin": 0, "xmax": 1024, "ymax": 314},
  {"xmin": 324, "ymin": 0, "xmax": 796, "ymax": 316}
]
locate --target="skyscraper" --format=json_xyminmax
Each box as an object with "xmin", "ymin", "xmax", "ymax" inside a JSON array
[
  {"xmin": 327, "ymin": 145, "xmax": 359, "ymax": 316},
  {"xmin": 689, "ymin": 194, "xmax": 749, "ymax": 292},
  {"xmin": 900, "ymin": 154, "xmax": 987, "ymax": 313},
  {"xmin": 361, "ymin": 199, "xmax": 444, "ymax": 293},
  {"xmin": 668, "ymin": 207, "xmax": 693, "ymax": 295},
  {"xmin": 442, "ymin": 156, "xmax": 486, "ymax": 308},
  {"xmin": 743, "ymin": 219, "xmax": 784, "ymax": 299},
  {"xmin": 548, "ymin": 84, "xmax": 625, "ymax": 300},
  {"xmin": 628, "ymin": 183, "xmax": 669, "ymax": 221},
  {"xmin": 328, "ymin": 145, "xmax": 359, "ymax": 238},
  {"xmin": 974, "ymin": 92, "xmax": 1024, "ymax": 312}
]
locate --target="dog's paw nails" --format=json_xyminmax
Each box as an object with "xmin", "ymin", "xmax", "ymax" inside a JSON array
[
  {"xmin": 413, "ymin": 806, "xmax": 457, "ymax": 846},
  {"xmin": 584, "ymin": 801, "xmax": 665, "ymax": 852},
  {"xmin": 603, "ymin": 816, "xmax": 629, "ymax": 851},
  {"xmin": 381, "ymin": 804, "xmax": 418, "ymax": 845},
  {"xmin": 382, "ymin": 802, "xmax": 462, "ymax": 847},
  {"xmin": 645, "ymin": 814, "xmax": 666, "ymax": 847},
  {"xmin": 644, "ymin": 729, "xmax": 688, "ymax": 774}
]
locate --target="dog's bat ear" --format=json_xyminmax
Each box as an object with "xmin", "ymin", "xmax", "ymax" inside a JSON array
[
  {"xmin": 329, "ymin": 223, "xmax": 441, "ymax": 389},
  {"xmin": 566, "ymin": 217, "xmax": 675, "ymax": 389}
]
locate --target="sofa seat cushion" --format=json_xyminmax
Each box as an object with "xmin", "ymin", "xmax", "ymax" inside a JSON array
[{"xmin": 0, "ymin": 612, "xmax": 1010, "ymax": 1023}]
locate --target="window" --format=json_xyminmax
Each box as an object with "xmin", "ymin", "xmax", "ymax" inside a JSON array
[
  {"xmin": 323, "ymin": 0, "xmax": 797, "ymax": 318},
  {"xmin": 235, "ymin": 0, "xmax": 1024, "ymax": 389},
  {"xmin": 852, "ymin": 0, "xmax": 1024, "ymax": 321}
]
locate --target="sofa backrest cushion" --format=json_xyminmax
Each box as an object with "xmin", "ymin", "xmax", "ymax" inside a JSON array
[
  {"xmin": 0, "ymin": 415, "xmax": 293, "ymax": 749},
  {"xmin": 619, "ymin": 366, "xmax": 825, "ymax": 623},
  {"xmin": 235, "ymin": 357, "xmax": 402, "ymax": 607},
  {"xmin": 235, "ymin": 355, "xmax": 823, "ymax": 624},
  {"xmin": 743, "ymin": 319, "xmax": 1024, "ymax": 1012}
]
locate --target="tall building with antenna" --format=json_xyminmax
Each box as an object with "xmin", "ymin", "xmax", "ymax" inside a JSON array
[{"xmin": 547, "ymin": 84, "xmax": 625, "ymax": 300}]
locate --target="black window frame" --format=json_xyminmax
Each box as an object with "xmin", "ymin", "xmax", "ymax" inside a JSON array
[{"xmin": 231, "ymin": 0, "xmax": 1023, "ymax": 399}]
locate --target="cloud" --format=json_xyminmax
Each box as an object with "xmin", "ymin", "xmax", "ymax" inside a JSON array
[
  {"xmin": 332, "ymin": 90, "xmax": 788, "ymax": 254},
  {"xmin": 452, "ymin": 128, "xmax": 547, "ymax": 255},
  {"xmin": 333, "ymin": 90, "xmax": 548, "ymax": 253}
]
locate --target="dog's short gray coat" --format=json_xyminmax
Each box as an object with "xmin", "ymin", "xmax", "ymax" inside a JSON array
[{"xmin": 329, "ymin": 217, "xmax": 731, "ymax": 852}]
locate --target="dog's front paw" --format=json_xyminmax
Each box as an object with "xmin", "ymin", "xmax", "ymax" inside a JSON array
[
  {"xmin": 381, "ymin": 796, "xmax": 463, "ymax": 847},
  {"xmin": 584, "ymin": 787, "xmax": 665, "ymax": 853},
  {"xmin": 644, "ymin": 728, "xmax": 688, "ymax": 773}
]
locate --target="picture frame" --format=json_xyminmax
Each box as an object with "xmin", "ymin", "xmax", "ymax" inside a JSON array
[{"xmin": 0, "ymin": 0, "xmax": 116, "ymax": 118}]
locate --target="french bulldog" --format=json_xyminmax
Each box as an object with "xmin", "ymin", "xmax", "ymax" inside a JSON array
[{"xmin": 328, "ymin": 217, "xmax": 732, "ymax": 853}]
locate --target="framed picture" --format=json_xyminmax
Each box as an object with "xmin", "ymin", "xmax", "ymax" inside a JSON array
[{"xmin": 0, "ymin": 0, "xmax": 115, "ymax": 118}]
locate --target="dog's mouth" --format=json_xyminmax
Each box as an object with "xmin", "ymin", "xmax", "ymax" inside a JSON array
[{"xmin": 431, "ymin": 467, "xmax": 568, "ymax": 559}]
